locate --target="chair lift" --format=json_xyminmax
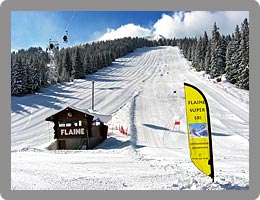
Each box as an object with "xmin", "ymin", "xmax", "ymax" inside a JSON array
[
  {"xmin": 49, "ymin": 43, "xmax": 54, "ymax": 50},
  {"xmin": 63, "ymin": 30, "xmax": 68, "ymax": 43},
  {"xmin": 48, "ymin": 39, "xmax": 59, "ymax": 51}
]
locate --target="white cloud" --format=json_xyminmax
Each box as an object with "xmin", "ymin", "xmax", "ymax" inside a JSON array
[
  {"xmin": 97, "ymin": 11, "xmax": 249, "ymax": 41},
  {"xmin": 153, "ymin": 11, "xmax": 249, "ymax": 38},
  {"xmin": 98, "ymin": 23, "xmax": 151, "ymax": 41}
]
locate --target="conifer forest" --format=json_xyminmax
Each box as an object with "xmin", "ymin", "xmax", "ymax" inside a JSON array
[{"xmin": 11, "ymin": 18, "xmax": 249, "ymax": 96}]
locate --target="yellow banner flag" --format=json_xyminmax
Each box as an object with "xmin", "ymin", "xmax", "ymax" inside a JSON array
[{"xmin": 184, "ymin": 83, "xmax": 214, "ymax": 181}]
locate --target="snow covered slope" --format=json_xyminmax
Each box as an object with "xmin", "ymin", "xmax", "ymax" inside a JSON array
[{"xmin": 11, "ymin": 46, "xmax": 249, "ymax": 190}]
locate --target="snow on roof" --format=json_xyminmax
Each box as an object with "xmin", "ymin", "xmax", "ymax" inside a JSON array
[
  {"xmin": 67, "ymin": 106, "xmax": 112, "ymax": 123},
  {"xmin": 46, "ymin": 105, "xmax": 112, "ymax": 123},
  {"xmin": 87, "ymin": 109, "xmax": 112, "ymax": 123}
]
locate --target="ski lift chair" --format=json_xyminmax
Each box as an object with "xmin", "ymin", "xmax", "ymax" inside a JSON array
[
  {"xmin": 49, "ymin": 43, "xmax": 54, "ymax": 49},
  {"xmin": 63, "ymin": 31, "xmax": 68, "ymax": 43},
  {"xmin": 63, "ymin": 35, "xmax": 68, "ymax": 43}
]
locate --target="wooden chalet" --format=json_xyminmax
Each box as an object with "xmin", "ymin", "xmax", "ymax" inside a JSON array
[{"xmin": 45, "ymin": 106, "xmax": 111, "ymax": 150}]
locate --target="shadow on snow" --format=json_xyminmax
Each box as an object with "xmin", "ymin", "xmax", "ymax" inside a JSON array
[
  {"xmin": 142, "ymin": 123, "xmax": 170, "ymax": 131},
  {"xmin": 217, "ymin": 182, "xmax": 249, "ymax": 190},
  {"xmin": 97, "ymin": 137, "xmax": 144, "ymax": 150},
  {"xmin": 212, "ymin": 132, "xmax": 231, "ymax": 137},
  {"xmin": 11, "ymin": 84, "xmax": 80, "ymax": 115}
]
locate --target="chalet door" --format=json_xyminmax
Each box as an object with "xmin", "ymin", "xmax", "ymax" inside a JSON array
[{"xmin": 58, "ymin": 140, "xmax": 66, "ymax": 149}]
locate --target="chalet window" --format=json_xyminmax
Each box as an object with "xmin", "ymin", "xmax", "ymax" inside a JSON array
[
  {"xmin": 58, "ymin": 120, "xmax": 85, "ymax": 127},
  {"xmin": 78, "ymin": 120, "xmax": 82, "ymax": 126},
  {"xmin": 92, "ymin": 118, "xmax": 101, "ymax": 126},
  {"xmin": 58, "ymin": 122, "xmax": 66, "ymax": 127},
  {"xmin": 66, "ymin": 123, "xmax": 72, "ymax": 127}
]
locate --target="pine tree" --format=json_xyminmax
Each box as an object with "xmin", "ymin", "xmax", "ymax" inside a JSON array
[
  {"xmin": 236, "ymin": 18, "xmax": 249, "ymax": 90},
  {"xmin": 73, "ymin": 47, "xmax": 85, "ymax": 79},
  {"xmin": 63, "ymin": 49, "xmax": 73, "ymax": 82},
  {"xmin": 204, "ymin": 39, "xmax": 212, "ymax": 74},
  {"xmin": 26, "ymin": 61, "xmax": 35, "ymax": 93},
  {"xmin": 83, "ymin": 53, "xmax": 92, "ymax": 74},
  {"xmin": 30, "ymin": 59, "xmax": 41, "ymax": 92},
  {"xmin": 193, "ymin": 37, "xmax": 204, "ymax": 71},
  {"xmin": 220, "ymin": 35, "xmax": 227, "ymax": 72},
  {"xmin": 225, "ymin": 36, "xmax": 234, "ymax": 81},
  {"xmin": 11, "ymin": 57, "xmax": 27, "ymax": 96},
  {"xmin": 200, "ymin": 31, "xmax": 208, "ymax": 71},
  {"xmin": 191, "ymin": 38, "xmax": 197, "ymax": 65},
  {"xmin": 105, "ymin": 51, "xmax": 112, "ymax": 66},
  {"xmin": 210, "ymin": 22, "xmax": 225, "ymax": 78},
  {"xmin": 225, "ymin": 25, "xmax": 241, "ymax": 84}
]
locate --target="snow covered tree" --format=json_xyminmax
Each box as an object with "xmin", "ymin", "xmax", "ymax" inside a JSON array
[
  {"xmin": 219, "ymin": 35, "xmax": 227, "ymax": 72},
  {"xmin": 191, "ymin": 38, "xmax": 197, "ymax": 64},
  {"xmin": 200, "ymin": 31, "xmax": 209, "ymax": 71},
  {"xmin": 225, "ymin": 36, "xmax": 234, "ymax": 81},
  {"xmin": 105, "ymin": 51, "xmax": 113, "ymax": 66},
  {"xmin": 210, "ymin": 22, "xmax": 225, "ymax": 78},
  {"xmin": 11, "ymin": 57, "xmax": 27, "ymax": 96},
  {"xmin": 29, "ymin": 59, "xmax": 41, "ymax": 92},
  {"xmin": 175, "ymin": 18, "xmax": 248, "ymax": 90},
  {"xmin": 26, "ymin": 60, "xmax": 35, "ymax": 93},
  {"xmin": 63, "ymin": 49, "xmax": 73, "ymax": 82},
  {"xmin": 225, "ymin": 25, "xmax": 241, "ymax": 84},
  {"xmin": 236, "ymin": 18, "xmax": 249, "ymax": 90},
  {"xmin": 193, "ymin": 37, "xmax": 204, "ymax": 71},
  {"xmin": 83, "ymin": 53, "xmax": 92, "ymax": 74},
  {"xmin": 204, "ymin": 39, "xmax": 212, "ymax": 74},
  {"xmin": 73, "ymin": 47, "xmax": 85, "ymax": 79}
]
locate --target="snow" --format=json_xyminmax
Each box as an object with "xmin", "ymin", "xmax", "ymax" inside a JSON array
[
  {"xmin": 11, "ymin": 46, "xmax": 249, "ymax": 190},
  {"xmin": 46, "ymin": 105, "xmax": 112, "ymax": 123}
]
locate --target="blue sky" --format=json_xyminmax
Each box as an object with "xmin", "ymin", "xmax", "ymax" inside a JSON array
[{"xmin": 11, "ymin": 11, "xmax": 249, "ymax": 51}]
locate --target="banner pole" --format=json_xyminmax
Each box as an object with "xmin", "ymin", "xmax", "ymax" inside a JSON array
[{"xmin": 203, "ymin": 87, "xmax": 214, "ymax": 182}]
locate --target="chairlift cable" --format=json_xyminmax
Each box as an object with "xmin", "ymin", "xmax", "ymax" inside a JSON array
[
  {"xmin": 65, "ymin": 11, "xmax": 76, "ymax": 31},
  {"xmin": 48, "ymin": 12, "xmax": 56, "ymax": 51},
  {"xmin": 48, "ymin": 11, "xmax": 56, "ymax": 43},
  {"xmin": 51, "ymin": 12, "xmax": 54, "ymax": 40},
  {"xmin": 63, "ymin": 11, "xmax": 76, "ymax": 43},
  {"xmin": 53, "ymin": 12, "xmax": 63, "ymax": 42},
  {"xmin": 53, "ymin": 11, "xmax": 75, "ymax": 45}
]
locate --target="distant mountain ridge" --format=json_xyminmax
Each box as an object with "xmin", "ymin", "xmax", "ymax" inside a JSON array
[{"xmin": 145, "ymin": 34, "xmax": 166, "ymax": 41}]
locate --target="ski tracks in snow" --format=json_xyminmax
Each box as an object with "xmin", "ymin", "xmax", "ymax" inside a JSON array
[{"xmin": 11, "ymin": 46, "xmax": 249, "ymax": 190}]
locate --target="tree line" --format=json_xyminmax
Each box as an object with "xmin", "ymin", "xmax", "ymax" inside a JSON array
[
  {"xmin": 11, "ymin": 37, "xmax": 158, "ymax": 96},
  {"xmin": 176, "ymin": 18, "xmax": 249, "ymax": 90},
  {"xmin": 11, "ymin": 18, "xmax": 249, "ymax": 96}
]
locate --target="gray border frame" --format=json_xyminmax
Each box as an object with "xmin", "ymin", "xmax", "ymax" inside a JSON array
[{"xmin": 1, "ymin": 0, "xmax": 259, "ymax": 199}]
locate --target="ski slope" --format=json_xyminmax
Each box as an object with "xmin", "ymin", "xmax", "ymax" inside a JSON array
[{"xmin": 11, "ymin": 46, "xmax": 249, "ymax": 190}]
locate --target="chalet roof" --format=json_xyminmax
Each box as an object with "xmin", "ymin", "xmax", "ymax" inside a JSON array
[{"xmin": 45, "ymin": 106, "xmax": 112, "ymax": 123}]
